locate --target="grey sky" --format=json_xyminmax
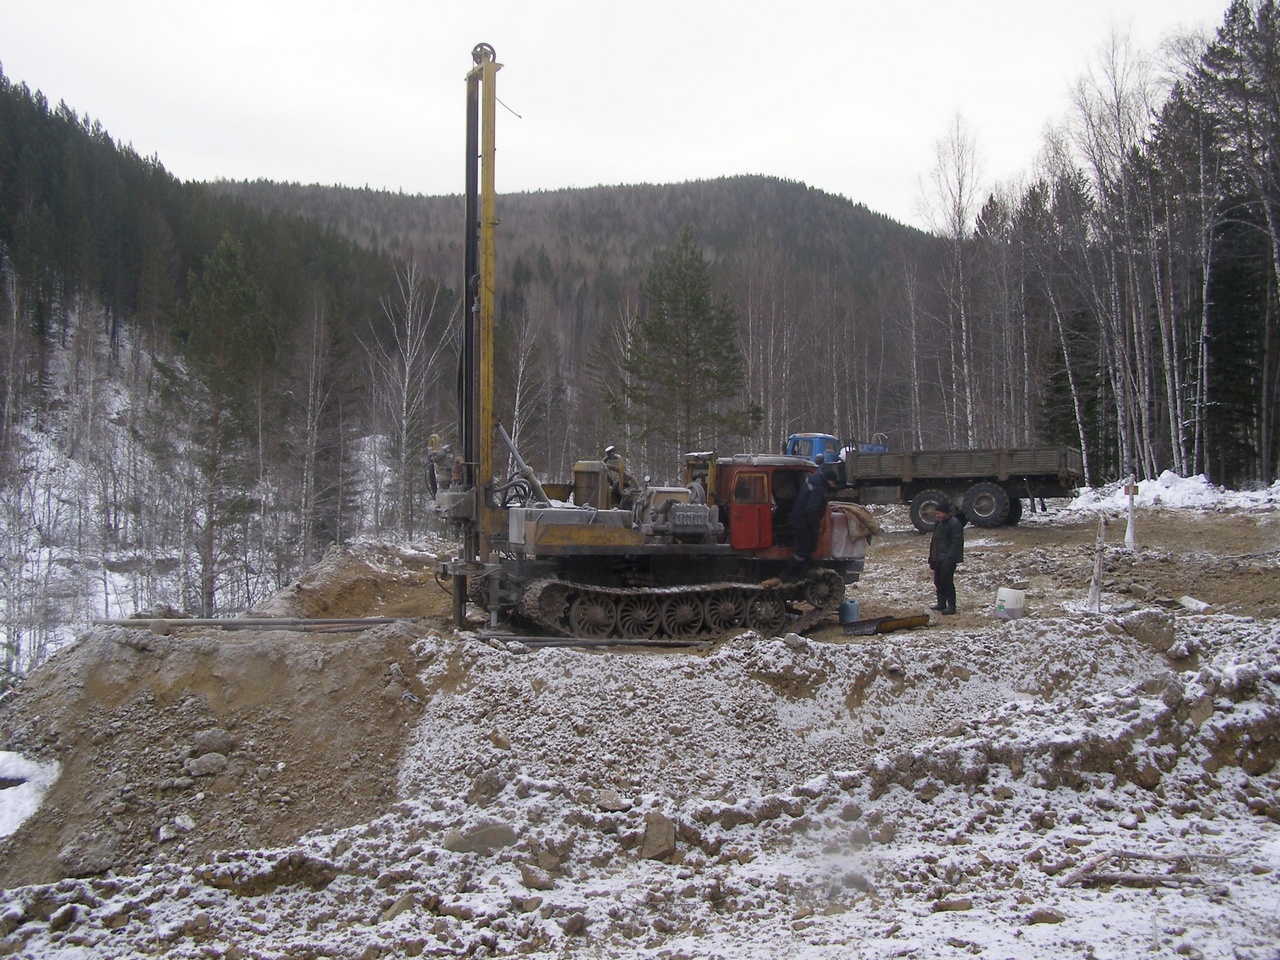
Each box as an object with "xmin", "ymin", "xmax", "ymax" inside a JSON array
[{"xmin": 2, "ymin": 0, "xmax": 1228, "ymax": 230}]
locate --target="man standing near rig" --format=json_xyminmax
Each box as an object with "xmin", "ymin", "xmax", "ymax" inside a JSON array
[{"xmin": 929, "ymin": 498, "xmax": 964, "ymax": 615}]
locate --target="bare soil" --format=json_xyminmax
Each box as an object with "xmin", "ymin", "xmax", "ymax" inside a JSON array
[
  {"xmin": 813, "ymin": 506, "xmax": 1280, "ymax": 642},
  {"xmin": 1, "ymin": 505, "xmax": 1276, "ymax": 890}
]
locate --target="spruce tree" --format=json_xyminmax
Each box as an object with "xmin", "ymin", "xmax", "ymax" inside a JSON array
[
  {"xmin": 175, "ymin": 233, "xmax": 274, "ymax": 615},
  {"xmin": 621, "ymin": 227, "xmax": 760, "ymax": 472}
]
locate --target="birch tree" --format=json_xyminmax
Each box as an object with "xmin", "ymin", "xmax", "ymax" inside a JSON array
[
  {"xmin": 1070, "ymin": 28, "xmax": 1162, "ymax": 479},
  {"xmin": 363, "ymin": 261, "xmax": 456, "ymax": 537},
  {"xmin": 1026, "ymin": 128, "xmax": 1101, "ymax": 483},
  {"xmin": 922, "ymin": 115, "xmax": 982, "ymax": 446},
  {"xmin": 289, "ymin": 295, "xmax": 340, "ymax": 566},
  {"xmin": 736, "ymin": 228, "xmax": 804, "ymax": 451},
  {"xmin": 897, "ymin": 259, "xmax": 927, "ymax": 450},
  {"xmin": 589, "ymin": 300, "xmax": 644, "ymax": 464},
  {"xmin": 498, "ymin": 302, "xmax": 552, "ymax": 470}
]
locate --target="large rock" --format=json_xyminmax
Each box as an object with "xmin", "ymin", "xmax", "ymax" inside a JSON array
[
  {"xmin": 596, "ymin": 789, "xmax": 633, "ymax": 813},
  {"xmin": 1119, "ymin": 609, "xmax": 1175, "ymax": 652},
  {"xmin": 192, "ymin": 728, "xmax": 235, "ymax": 757},
  {"xmin": 184, "ymin": 752, "xmax": 228, "ymax": 777},
  {"xmin": 639, "ymin": 812, "xmax": 676, "ymax": 861},
  {"xmin": 443, "ymin": 819, "xmax": 517, "ymax": 855},
  {"xmin": 57, "ymin": 832, "xmax": 123, "ymax": 876},
  {"xmin": 520, "ymin": 863, "xmax": 555, "ymax": 891}
]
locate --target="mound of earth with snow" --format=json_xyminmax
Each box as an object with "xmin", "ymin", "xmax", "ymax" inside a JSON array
[
  {"xmin": 1, "ymin": 489, "xmax": 1279, "ymax": 959},
  {"xmin": 0, "ymin": 544, "xmax": 449, "ymax": 890}
]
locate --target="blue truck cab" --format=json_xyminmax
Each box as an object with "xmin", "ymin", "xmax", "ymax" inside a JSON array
[
  {"xmin": 784, "ymin": 433, "xmax": 889, "ymax": 462},
  {"xmin": 783, "ymin": 433, "xmax": 842, "ymax": 462}
]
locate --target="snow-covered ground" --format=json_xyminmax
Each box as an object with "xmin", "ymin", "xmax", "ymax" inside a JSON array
[
  {"xmin": 0, "ymin": 475, "xmax": 1278, "ymax": 959},
  {"xmin": 1066, "ymin": 471, "xmax": 1280, "ymax": 514}
]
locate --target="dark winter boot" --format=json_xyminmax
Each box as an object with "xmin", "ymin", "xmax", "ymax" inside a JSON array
[{"xmin": 781, "ymin": 556, "xmax": 805, "ymax": 581}]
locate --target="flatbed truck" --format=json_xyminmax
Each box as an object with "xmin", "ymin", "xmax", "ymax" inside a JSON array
[{"xmin": 830, "ymin": 445, "xmax": 1085, "ymax": 532}]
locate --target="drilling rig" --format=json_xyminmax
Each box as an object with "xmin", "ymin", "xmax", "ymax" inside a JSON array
[{"xmin": 436, "ymin": 44, "xmax": 874, "ymax": 642}]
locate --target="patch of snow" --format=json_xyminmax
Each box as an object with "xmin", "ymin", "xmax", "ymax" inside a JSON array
[
  {"xmin": 0, "ymin": 753, "xmax": 59, "ymax": 839},
  {"xmin": 1066, "ymin": 471, "xmax": 1279, "ymax": 514}
]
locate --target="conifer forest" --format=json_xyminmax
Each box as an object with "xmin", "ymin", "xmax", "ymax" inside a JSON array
[{"xmin": 1, "ymin": 0, "xmax": 1278, "ymax": 678}]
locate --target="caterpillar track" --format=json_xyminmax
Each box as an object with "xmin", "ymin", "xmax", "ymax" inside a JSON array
[{"xmin": 513, "ymin": 568, "xmax": 846, "ymax": 643}]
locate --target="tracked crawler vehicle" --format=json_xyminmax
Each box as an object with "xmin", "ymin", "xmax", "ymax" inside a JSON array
[
  {"xmin": 438, "ymin": 445, "xmax": 873, "ymax": 640},
  {"xmin": 435, "ymin": 45, "xmax": 874, "ymax": 642}
]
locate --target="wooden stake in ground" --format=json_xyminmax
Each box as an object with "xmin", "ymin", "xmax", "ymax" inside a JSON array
[{"xmin": 1087, "ymin": 515, "xmax": 1106, "ymax": 614}]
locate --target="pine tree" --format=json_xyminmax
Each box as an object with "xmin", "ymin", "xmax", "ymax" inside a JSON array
[
  {"xmin": 620, "ymin": 228, "xmax": 760, "ymax": 473},
  {"xmin": 176, "ymin": 233, "xmax": 275, "ymax": 615},
  {"xmin": 1195, "ymin": 0, "xmax": 1280, "ymax": 482}
]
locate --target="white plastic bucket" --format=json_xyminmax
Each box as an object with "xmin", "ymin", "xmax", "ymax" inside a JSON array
[{"xmin": 996, "ymin": 587, "xmax": 1025, "ymax": 619}]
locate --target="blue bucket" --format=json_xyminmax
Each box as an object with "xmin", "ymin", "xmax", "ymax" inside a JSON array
[{"xmin": 839, "ymin": 598, "xmax": 861, "ymax": 624}]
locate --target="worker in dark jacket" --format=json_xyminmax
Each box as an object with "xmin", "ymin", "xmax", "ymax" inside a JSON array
[
  {"xmin": 928, "ymin": 498, "xmax": 964, "ymax": 614},
  {"xmin": 785, "ymin": 467, "xmax": 838, "ymax": 578}
]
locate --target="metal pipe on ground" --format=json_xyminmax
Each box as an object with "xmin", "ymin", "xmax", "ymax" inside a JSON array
[{"xmin": 91, "ymin": 617, "xmax": 409, "ymax": 634}]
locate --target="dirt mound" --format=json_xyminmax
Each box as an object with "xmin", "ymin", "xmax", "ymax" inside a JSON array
[
  {"xmin": 0, "ymin": 543, "xmax": 451, "ymax": 889},
  {"xmin": 251, "ymin": 542, "xmax": 451, "ymax": 620}
]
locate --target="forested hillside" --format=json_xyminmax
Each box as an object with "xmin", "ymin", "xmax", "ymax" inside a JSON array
[
  {"xmin": 1, "ymin": 0, "xmax": 1279, "ymax": 680},
  {"xmin": 212, "ymin": 175, "xmax": 937, "ymax": 472},
  {"xmin": 217, "ymin": 0, "xmax": 1280, "ymax": 494},
  {"xmin": 0, "ymin": 67, "xmax": 422, "ymax": 681}
]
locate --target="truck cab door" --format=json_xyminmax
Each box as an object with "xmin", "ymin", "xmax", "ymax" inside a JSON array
[{"xmin": 728, "ymin": 471, "xmax": 772, "ymax": 549}]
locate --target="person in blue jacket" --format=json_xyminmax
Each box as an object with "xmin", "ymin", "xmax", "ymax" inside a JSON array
[{"xmin": 928, "ymin": 498, "xmax": 965, "ymax": 614}]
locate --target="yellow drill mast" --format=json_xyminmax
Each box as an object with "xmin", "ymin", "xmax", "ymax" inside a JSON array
[{"xmin": 448, "ymin": 43, "xmax": 502, "ymax": 626}]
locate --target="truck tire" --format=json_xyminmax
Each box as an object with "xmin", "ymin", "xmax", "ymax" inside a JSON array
[
  {"xmin": 909, "ymin": 489, "xmax": 949, "ymax": 533},
  {"xmin": 964, "ymin": 482, "xmax": 1010, "ymax": 527},
  {"xmin": 1005, "ymin": 496, "xmax": 1023, "ymax": 526}
]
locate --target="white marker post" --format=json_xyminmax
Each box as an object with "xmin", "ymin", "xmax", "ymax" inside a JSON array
[{"xmin": 1124, "ymin": 474, "xmax": 1137, "ymax": 550}]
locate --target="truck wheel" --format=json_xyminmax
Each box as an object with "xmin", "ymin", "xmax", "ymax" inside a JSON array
[
  {"xmin": 1005, "ymin": 496, "xmax": 1023, "ymax": 526},
  {"xmin": 964, "ymin": 482, "xmax": 1010, "ymax": 527},
  {"xmin": 909, "ymin": 489, "xmax": 949, "ymax": 533}
]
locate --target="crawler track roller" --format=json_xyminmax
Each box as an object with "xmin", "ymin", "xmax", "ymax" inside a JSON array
[{"xmin": 519, "ymin": 570, "xmax": 845, "ymax": 642}]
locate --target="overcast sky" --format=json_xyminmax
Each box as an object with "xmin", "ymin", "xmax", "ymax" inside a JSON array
[{"xmin": 3, "ymin": 0, "xmax": 1229, "ymax": 231}]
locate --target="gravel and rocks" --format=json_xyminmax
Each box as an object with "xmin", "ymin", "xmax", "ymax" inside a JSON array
[{"xmin": 1, "ymin": 478, "xmax": 1278, "ymax": 958}]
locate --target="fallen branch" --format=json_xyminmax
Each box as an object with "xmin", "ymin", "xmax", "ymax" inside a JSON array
[
  {"xmin": 1057, "ymin": 852, "xmax": 1112, "ymax": 887},
  {"xmin": 1112, "ymin": 849, "xmax": 1236, "ymax": 866},
  {"xmin": 1058, "ymin": 849, "xmax": 1239, "ymax": 888},
  {"xmin": 1082, "ymin": 872, "xmax": 1215, "ymax": 889}
]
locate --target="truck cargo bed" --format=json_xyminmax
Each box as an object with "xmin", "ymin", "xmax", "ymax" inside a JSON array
[
  {"xmin": 834, "ymin": 445, "xmax": 1085, "ymax": 530},
  {"xmin": 843, "ymin": 446, "xmax": 1082, "ymax": 485}
]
